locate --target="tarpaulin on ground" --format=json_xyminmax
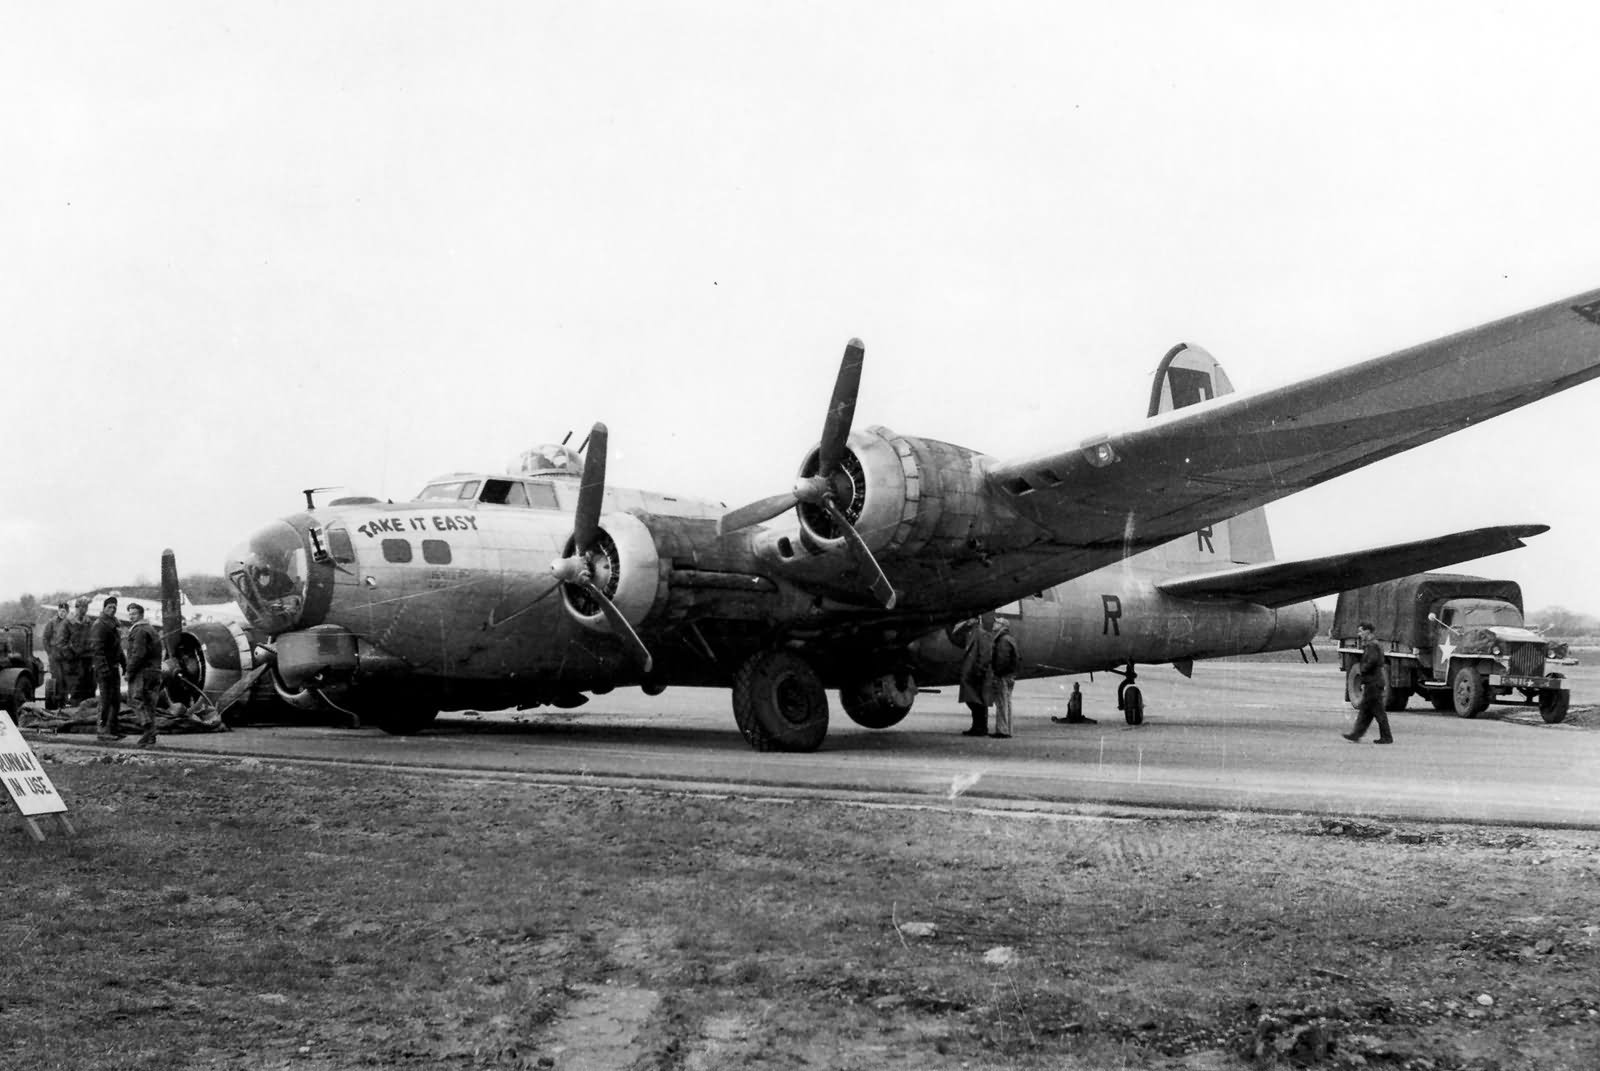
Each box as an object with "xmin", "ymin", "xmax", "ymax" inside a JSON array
[{"xmin": 14, "ymin": 690, "xmax": 227, "ymax": 735}]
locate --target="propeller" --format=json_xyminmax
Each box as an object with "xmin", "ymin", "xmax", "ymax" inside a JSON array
[
  {"xmin": 215, "ymin": 660, "xmax": 272, "ymax": 719},
  {"xmin": 717, "ymin": 339, "xmax": 897, "ymax": 608},
  {"xmin": 159, "ymin": 548, "xmax": 184, "ymax": 662},
  {"xmin": 549, "ymin": 423, "xmax": 655, "ymax": 673}
]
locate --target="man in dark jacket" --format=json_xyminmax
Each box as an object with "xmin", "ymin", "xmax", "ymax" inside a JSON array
[
  {"xmin": 1343, "ymin": 621, "xmax": 1395, "ymax": 745},
  {"xmin": 957, "ymin": 614, "xmax": 995, "ymax": 737},
  {"xmin": 90, "ymin": 596, "xmax": 127, "ymax": 741},
  {"xmin": 123, "ymin": 602, "xmax": 163, "ymax": 748}
]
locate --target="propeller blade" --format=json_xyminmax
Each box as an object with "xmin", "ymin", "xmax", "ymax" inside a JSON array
[
  {"xmin": 159, "ymin": 548, "xmax": 184, "ymax": 659},
  {"xmin": 579, "ymin": 577, "xmax": 655, "ymax": 674},
  {"xmin": 214, "ymin": 662, "xmax": 271, "ymax": 719},
  {"xmin": 821, "ymin": 496, "xmax": 897, "ymax": 609},
  {"xmin": 574, "ymin": 422, "xmax": 607, "ymax": 554},
  {"xmin": 817, "ymin": 338, "xmax": 865, "ymax": 476},
  {"xmin": 716, "ymin": 491, "xmax": 800, "ymax": 536}
]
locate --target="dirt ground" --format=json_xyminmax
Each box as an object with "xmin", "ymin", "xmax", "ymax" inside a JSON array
[{"xmin": 5, "ymin": 749, "xmax": 1599, "ymax": 1071}]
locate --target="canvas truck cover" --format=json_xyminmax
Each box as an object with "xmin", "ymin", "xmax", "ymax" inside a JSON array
[{"xmin": 1332, "ymin": 573, "xmax": 1524, "ymax": 648}]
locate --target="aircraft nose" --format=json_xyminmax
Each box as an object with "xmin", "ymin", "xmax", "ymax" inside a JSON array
[{"xmin": 225, "ymin": 520, "xmax": 313, "ymax": 635}]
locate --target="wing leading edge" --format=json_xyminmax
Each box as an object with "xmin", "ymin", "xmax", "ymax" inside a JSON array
[
  {"xmin": 989, "ymin": 290, "xmax": 1600, "ymax": 553},
  {"xmin": 1154, "ymin": 523, "xmax": 1549, "ymax": 608}
]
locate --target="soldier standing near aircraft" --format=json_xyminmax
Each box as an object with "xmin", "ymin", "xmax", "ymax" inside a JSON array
[
  {"xmin": 1343, "ymin": 621, "xmax": 1395, "ymax": 745},
  {"xmin": 60, "ymin": 596, "xmax": 96, "ymax": 705},
  {"xmin": 958, "ymin": 615, "xmax": 995, "ymax": 736},
  {"xmin": 42, "ymin": 601, "xmax": 68, "ymax": 707},
  {"xmin": 988, "ymin": 617, "xmax": 1018, "ymax": 738},
  {"xmin": 90, "ymin": 595, "xmax": 127, "ymax": 741},
  {"xmin": 123, "ymin": 602, "xmax": 162, "ymax": 748}
]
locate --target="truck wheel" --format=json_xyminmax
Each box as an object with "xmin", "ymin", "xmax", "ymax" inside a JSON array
[
  {"xmin": 1450, "ymin": 664, "xmax": 1489, "ymax": 718},
  {"xmin": 1384, "ymin": 685, "xmax": 1410, "ymax": 712},
  {"xmin": 1345, "ymin": 664, "xmax": 1363, "ymax": 709},
  {"xmin": 1539, "ymin": 673, "xmax": 1569, "ymax": 724},
  {"xmin": 8, "ymin": 673, "xmax": 35, "ymax": 717}
]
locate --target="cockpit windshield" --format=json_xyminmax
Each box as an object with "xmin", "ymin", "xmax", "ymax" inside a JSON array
[{"xmin": 224, "ymin": 521, "xmax": 309, "ymax": 634}]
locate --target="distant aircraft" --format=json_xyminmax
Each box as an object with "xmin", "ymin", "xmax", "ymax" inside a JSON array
[{"xmin": 162, "ymin": 288, "xmax": 1600, "ymax": 748}]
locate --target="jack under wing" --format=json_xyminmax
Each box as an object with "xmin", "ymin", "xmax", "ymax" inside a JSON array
[
  {"xmin": 1155, "ymin": 524, "xmax": 1550, "ymax": 608},
  {"xmin": 989, "ymin": 290, "xmax": 1600, "ymax": 562}
]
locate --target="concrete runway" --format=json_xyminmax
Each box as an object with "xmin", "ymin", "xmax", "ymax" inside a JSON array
[{"xmin": 105, "ymin": 657, "xmax": 1600, "ymax": 829}]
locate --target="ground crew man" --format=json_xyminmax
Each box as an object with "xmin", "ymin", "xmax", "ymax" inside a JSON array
[
  {"xmin": 123, "ymin": 602, "xmax": 162, "ymax": 748},
  {"xmin": 42, "ymin": 601, "xmax": 68, "ymax": 707},
  {"xmin": 1343, "ymin": 621, "xmax": 1395, "ymax": 745},
  {"xmin": 90, "ymin": 596, "xmax": 127, "ymax": 741},
  {"xmin": 59, "ymin": 597, "xmax": 96, "ymax": 704}
]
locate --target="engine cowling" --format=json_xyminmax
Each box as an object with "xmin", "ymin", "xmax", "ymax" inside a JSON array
[
  {"xmin": 558, "ymin": 512, "xmax": 665, "ymax": 636},
  {"xmin": 790, "ymin": 425, "xmax": 1005, "ymax": 560}
]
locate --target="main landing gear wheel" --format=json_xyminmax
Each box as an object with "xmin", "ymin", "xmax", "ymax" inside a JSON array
[
  {"xmin": 732, "ymin": 650, "xmax": 830, "ymax": 752},
  {"xmin": 1450, "ymin": 663, "xmax": 1489, "ymax": 719},
  {"xmin": 375, "ymin": 705, "xmax": 439, "ymax": 735},
  {"xmin": 839, "ymin": 671, "xmax": 917, "ymax": 729}
]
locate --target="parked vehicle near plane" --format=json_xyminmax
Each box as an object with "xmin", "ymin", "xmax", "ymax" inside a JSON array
[
  {"xmin": 1334, "ymin": 573, "xmax": 1570, "ymax": 722},
  {"xmin": 0, "ymin": 623, "xmax": 43, "ymax": 718}
]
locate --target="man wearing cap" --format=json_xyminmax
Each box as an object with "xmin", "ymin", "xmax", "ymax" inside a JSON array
[
  {"xmin": 123, "ymin": 603, "xmax": 163, "ymax": 748},
  {"xmin": 60, "ymin": 597, "xmax": 97, "ymax": 705},
  {"xmin": 90, "ymin": 596, "xmax": 127, "ymax": 741},
  {"xmin": 42, "ymin": 601, "xmax": 68, "ymax": 708}
]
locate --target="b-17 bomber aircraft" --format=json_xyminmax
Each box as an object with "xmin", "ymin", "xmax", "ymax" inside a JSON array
[{"xmin": 161, "ymin": 288, "xmax": 1600, "ymax": 750}]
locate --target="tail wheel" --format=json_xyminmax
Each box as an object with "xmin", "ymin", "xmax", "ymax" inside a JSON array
[
  {"xmin": 732, "ymin": 650, "xmax": 829, "ymax": 752},
  {"xmin": 1540, "ymin": 673, "xmax": 1569, "ymax": 724},
  {"xmin": 1450, "ymin": 664, "xmax": 1489, "ymax": 718},
  {"xmin": 1119, "ymin": 682, "xmax": 1144, "ymax": 726}
]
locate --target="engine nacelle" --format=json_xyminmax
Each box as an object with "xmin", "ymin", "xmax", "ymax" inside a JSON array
[
  {"xmin": 559, "ymin": 512, "xmax": 665, "ymax": 635},
  {"xmin": 792, "ymin": 425, "xmax": 1005, "ymax": 560}
]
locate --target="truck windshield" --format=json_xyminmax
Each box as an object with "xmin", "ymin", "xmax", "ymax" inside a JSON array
[{"xmin": 1446, "ymin": 601, "xmax": 1523, "ymax": 629}]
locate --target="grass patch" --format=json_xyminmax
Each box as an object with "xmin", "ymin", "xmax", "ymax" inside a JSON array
[{"xmin": 5, "ymin": 752, "xmax": 1599, "ymax": 1070}]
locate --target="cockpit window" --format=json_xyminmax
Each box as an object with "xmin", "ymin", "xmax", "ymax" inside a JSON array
[
  {"xmin": 480, "ymin": 479, "xmax": 529, "ymax": 506},
  {"xmin": 327, "ymin": 527, "xmax": 355, "ymax": 564},
  {"xmin": 418, "ymin": 480, "xmax": 481, "ymax": 501}
]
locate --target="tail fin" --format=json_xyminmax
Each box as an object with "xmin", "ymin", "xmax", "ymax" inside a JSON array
[{"xmin": 1149, "ymin": 343, "xmax": 1275, "ymax": 565}]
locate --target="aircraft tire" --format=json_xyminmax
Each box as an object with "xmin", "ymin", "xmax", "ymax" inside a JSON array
[
  {"xmin": 839, "ymin": 672, "xmax": 916, "ymax": 729},
  {"xmin": 1539, "ymin": 674, "xmax": 1569, "ymax": 724},
  {"xmin": 1121, "ymin": 684, "xmax": 1144, "ymax": 726},
  {"xmin": 732, "ymin": 650, "xmax": 829, "ymax": 752},
  {"xmin": 376, "ymin": 706, "xmax": 439, "ymax": 735},
  {"xmin": 1450, "ymin": 664, "xmax": 1489, "ymax": 719}
]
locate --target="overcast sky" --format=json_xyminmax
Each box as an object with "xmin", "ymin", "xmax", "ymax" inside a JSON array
[{"xmin": 4, "ymin": 3, "xmax": 1599, "ymax": 616}]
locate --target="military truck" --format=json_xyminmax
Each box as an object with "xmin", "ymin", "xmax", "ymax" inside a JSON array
[
  {"xmin": 0, "ymin": 623, "xmax": 43, "ymax": 719},
  {"xmin": 1333, "ymin": 573, "xmax": 1569, "ymax": 723}
]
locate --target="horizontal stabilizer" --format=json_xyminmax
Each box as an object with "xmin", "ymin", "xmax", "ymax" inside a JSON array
[{"xmin": 1155, "ymin": 524, "xmax": 1548, "ymax": 607}]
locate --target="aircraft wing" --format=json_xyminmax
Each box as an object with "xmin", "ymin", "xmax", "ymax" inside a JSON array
[
  {"xmin": 988, "ymin": 290, "xmax": 1600, "ymax": 554},
  {"xmin": 1155, "ymin": 524, "xmax": 1548, "ymax": 608}
]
